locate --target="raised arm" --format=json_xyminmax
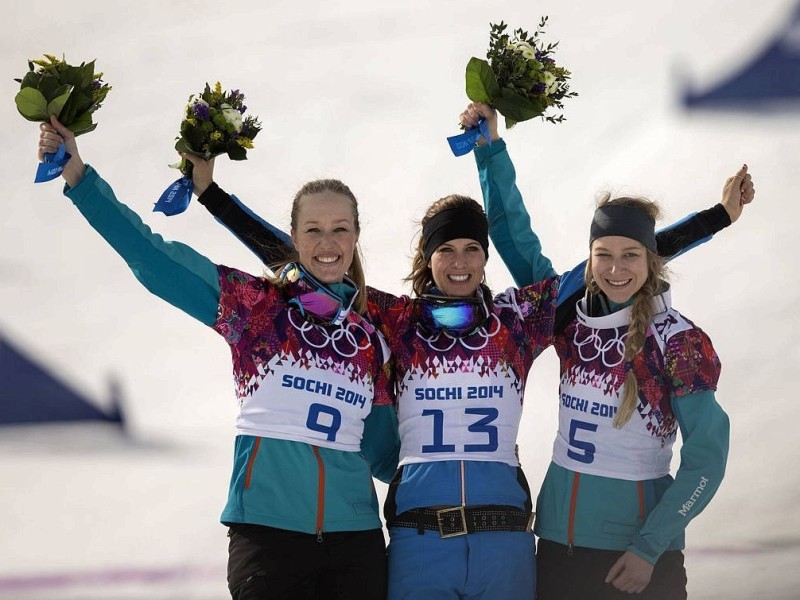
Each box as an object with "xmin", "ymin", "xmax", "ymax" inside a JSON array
[
  {"xmin": 182, "ymin": 153, "xmax": 294, "ymax": 268},
  {"xmin": 461, "ymin": 103, "xmax": 558, "ymax": 286},
  {"xmin": 39, "ymin": 118, "xmax": 221, "ymax": 326},
  {"xmin": 465, "ymin": 103, "xmax": 754, "ymax": 294}
]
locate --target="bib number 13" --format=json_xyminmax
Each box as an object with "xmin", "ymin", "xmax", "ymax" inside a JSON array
[
  {"xmin": 567, "ymin": 419, "xmax": 597, "ymax": 464},
  {"xmin": 421, "ymin": 408, "xmax": 499, "ymax": 453}
]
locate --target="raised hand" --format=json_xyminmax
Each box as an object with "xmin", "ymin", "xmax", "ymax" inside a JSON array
[
  {"xmin": 721, "ymin": 164, "xmax": 755, "ymax": 223},
  {"xmin": 458, "ymin": 102, "xmax": 500, "ymax": 145},
  {"xmin": 38, "ymin": 115, "xmax": 85, "ymax": 187}
]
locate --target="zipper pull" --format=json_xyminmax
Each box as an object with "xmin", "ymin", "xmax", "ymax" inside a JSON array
[
  {"xmin": 316, "ymin": 530, "xmax": 324, "ymax": 543},
  {"xmin": 567, "ymin": 542, "xmax": 574, "ymax": 557}
]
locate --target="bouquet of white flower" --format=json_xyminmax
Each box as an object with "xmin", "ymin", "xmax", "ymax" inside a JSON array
[
  {"xmin": 468, "ymin": 18, "xmax": 576, "ymax": 129},
  {"xmin": 155, "ymin": 82, "xmax": 261, "ymax": 215}
]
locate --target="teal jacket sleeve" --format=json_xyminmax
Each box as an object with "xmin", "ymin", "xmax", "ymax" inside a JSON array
[
  {"xmin": 360, "ymin": 405, "xmax": 400, "ymax": 484},
  {"xmin": 64, "ymin": 166, "xmax": 221, "ymax": 326},
  {"xmin": 628, "ymin": 389, "xmax": 730, "ymax": 563},
  {"xmin": 474, "ymin": 139, "xmax": 558, "ymax": 285}
]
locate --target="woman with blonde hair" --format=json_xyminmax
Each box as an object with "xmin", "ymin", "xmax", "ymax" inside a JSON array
[
  {"xmin": 462, "ymin": 101, "xmax": 753, "ymax": 598},
  {"xmin": 36, "ymin": 116, "xmax": 399, "ymax": 600}
]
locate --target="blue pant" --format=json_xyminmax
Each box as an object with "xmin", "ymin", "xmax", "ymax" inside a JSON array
[{"xmin": 387, "ymin": 527, "xmax": 535, "ymax": 599}]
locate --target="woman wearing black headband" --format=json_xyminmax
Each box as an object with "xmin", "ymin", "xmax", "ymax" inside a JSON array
[
  {"xmin": 187, "ymin": 145, "xmax": 742, "ymax": 599},
  {"xmin": 462, "ymin": 102, "xmax": 753, "ymax": 599}
]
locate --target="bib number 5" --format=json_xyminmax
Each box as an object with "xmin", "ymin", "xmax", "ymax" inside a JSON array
[{"xmin": 567, "ymin": 419, "xmax": 597, "ymax": 464}]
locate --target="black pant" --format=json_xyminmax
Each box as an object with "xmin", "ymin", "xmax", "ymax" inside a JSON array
[
  {"xmin": 536, "ymin": 539, "xmax": 687, "ymax": 600},
  {"xmin": 227, "ymin": 523, "xmax": 387, "ymax": 600}
]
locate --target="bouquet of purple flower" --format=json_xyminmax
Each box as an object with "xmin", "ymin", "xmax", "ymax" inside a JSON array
[
  {"xmin": 172, "ymin": 82, "xmax": 261, "ymax": 172},
  {"xmin": 155, "ymin": 82, "xmax": 261, "ymax": 215},
  {"xmin": 467, "ymin": 18, "xmax": 576, "ymax": 129}
]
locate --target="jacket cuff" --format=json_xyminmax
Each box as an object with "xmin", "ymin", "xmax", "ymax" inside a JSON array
[
  {"xmin": 473, "ymin": 138, "xmax": 507, "ymax": 164},
  {"xmin": 627, "ymin": 533, "xmax": 662, "ymax": 565}
]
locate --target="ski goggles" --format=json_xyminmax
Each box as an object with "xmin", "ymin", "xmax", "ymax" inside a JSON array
[
  {"xmin": 414, "ymin": 294, "xmax": 489, "ymax": 337},
  {"xmin": 282, "ymin": 263, "xmax": 352, "ymax": 326}
]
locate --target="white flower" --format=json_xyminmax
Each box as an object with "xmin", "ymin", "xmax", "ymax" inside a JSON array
[
  {"xmin": 514, "ymin": 41, "xmax": 536, "ymax": 60},
  {"xmin": 542, "ymin": 71, "xmax": 559, "ymax": 95},
  {"xmin": 221, "ymin": 103, "xmax": 243, "ymax": 133}
]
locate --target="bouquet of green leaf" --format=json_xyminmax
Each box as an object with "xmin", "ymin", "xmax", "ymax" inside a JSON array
[
  {"xmin": 155, "ymin": 82, "xmax": 262, "ymax": 216},
  {"xmin": 448, "ymin": 18, "xmax": 576, "ymax": 156},
  {"xmin": 14, "ymin": 54, "xmax": 111, "ymax": 181},
  {"xmin": 469, "ymin": 18, "xmax": 576, "ymax": 128}
]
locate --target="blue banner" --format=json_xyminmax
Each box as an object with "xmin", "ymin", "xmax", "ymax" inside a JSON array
[
  {"xmin": 446, "ymin": 118, "xmax": 492, "ymax": 157},
  {"xmin": 153, "ymin": 176, "xmax": 194, "ymax": 216},
  {"xmin": 34, "ymin": 143, "xmax": 71, "ymax": 183}
]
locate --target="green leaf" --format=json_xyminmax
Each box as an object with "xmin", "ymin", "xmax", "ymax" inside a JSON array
[
  {"xmin": 227, "ymin": 142, "xmax": 247, "ymax": 161},
  {"xmin": 73, "ymin": 122, "xmax": 98, "ymax": 137},
  {"xmin": 14, "ymin": 87, "xmax": 49, "ymax": 121},
  {"xmin": 465, "ymin": 57, "xmax": 500, "ymax": 104},
  {"xmin": 18, "ymin": 71, "xmax": 41, "ymax": 89},
  {"xmin": 174, "ymin": 137, "xmax": 210, "ymax": 159},
  {"xmin": 47, "ymin": 88, "xmax": 73, "ymax": 118},
  {"xmin": 80, "ymin": 60, "xmax": 96, "ymax": 88},
  {"xmin": 67, "ymin": 111, "xmax": 94, "ymax": 135},
  {"xmin": 37, "ymin": 75, "xmax": 62, "ymax": 101},
  {"xmin": 492, "ymin": 87, "xmax": 547, "ymax": 123},
  {"xmin": 174, "ymin": 138, "xmax": 194, "ymax": 153}
]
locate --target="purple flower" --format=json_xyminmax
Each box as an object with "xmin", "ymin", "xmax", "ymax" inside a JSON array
[
  {"xmin": 192, "ymin": 102, "xmax": 210, "ymax": 120},
  {"xmin": 531, "ymin": 82, "xmax": 546, "ymax": 95}
]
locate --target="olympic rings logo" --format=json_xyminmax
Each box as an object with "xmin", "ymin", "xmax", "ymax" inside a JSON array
[
  {"xmin": 416, "ymin": 313, "xmax": 501, "ymax": 352},
  {"xmin": 287, "ymin": 307, "xmax": 372, "ymax": 358},
  {"xmin": 573, "ymin": 325, "xmax": 628, "ymax": 367}
]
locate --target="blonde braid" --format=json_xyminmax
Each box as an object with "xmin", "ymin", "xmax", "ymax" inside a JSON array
[
  {"xmin": 615, "ymin": 251, "xmax": 666, "ymax": 428},
  {"xmin": 584, "ymin": 194, "xmax": 667, "ymax": 428}
]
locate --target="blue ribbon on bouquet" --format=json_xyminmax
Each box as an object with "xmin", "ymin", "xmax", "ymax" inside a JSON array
[
  {"xmin": 154, "ymin": 175, "xmax": 193, "ymax": 216},
  {"xmin": 446, "ymin": 117, "xmax": 492, "ymax": 157},
  {"xmin": 34, "ymin": 142, "xmax": 71, "ymax": 183}
]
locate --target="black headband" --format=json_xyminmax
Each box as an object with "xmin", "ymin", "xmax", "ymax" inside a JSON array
[
  {"xmin": 422, "ymin": 207, "xmax": 489, "ymax": 261},
  {"xmin": 589, "ymin": 204, "xmax": 657, "ymax": 253}
]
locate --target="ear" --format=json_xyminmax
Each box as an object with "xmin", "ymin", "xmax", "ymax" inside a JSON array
[{"xmin": 290, "ymin": 229, "xmax": 297, "ymax": 247}]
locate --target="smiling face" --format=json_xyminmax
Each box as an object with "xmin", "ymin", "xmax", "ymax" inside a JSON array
[
  {"xmin": 590, "ymin": 236, "xmax": 650, "ymax": 303},
  {"xmin": 429, "ymin": 238, "xmax": 487, "ymax": 297},
  {"xmin": 290, "ymin": 191, "xmax": 359, "ymax": 284}
]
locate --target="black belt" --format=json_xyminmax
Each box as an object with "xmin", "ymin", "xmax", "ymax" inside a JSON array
[{"xmin": 389, "ymin": 505, "xmax": 533, "ymax": 538}]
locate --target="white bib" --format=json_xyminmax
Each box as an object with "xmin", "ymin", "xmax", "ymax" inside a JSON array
[
  {"xmin": 235, "ymin": 350, "xmax": 374, "ymax": 452},
  {"xmin": 552, "ymin": 291, "xmax": 688, "ymax": 480},
  {"xmin": 398, "ymin": 358, "xmax": 523, "ymax": 466}
]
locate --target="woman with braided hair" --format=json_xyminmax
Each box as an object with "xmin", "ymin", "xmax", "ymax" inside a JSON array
[{"xmin": 461, "ymin": 101, "xmax": 753, "ymax": 598}]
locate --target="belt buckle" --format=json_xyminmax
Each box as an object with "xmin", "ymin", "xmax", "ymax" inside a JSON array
[{"xmin": 436, "ymin": 506, "xmax": 468, "ymax": 538}]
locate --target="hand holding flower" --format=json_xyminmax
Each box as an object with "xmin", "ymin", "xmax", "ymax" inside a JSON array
[
  {"xmin": 459, "ymin": 103, "xmax": 500, "ymax": 147},
  {"xmin": 15, "ymin": 54, "xmax": 111, "ymax": 182},
  {"xmin": 154, "ymin": 82, "xmax": 261, "ymax": 216},
  {"xmin": 181, "ymin": 153, "xmax": 216, "ymax": 197},
  {"xmin": 37, "ymin": 116, "xmax": 85, "ymax": 188}
]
